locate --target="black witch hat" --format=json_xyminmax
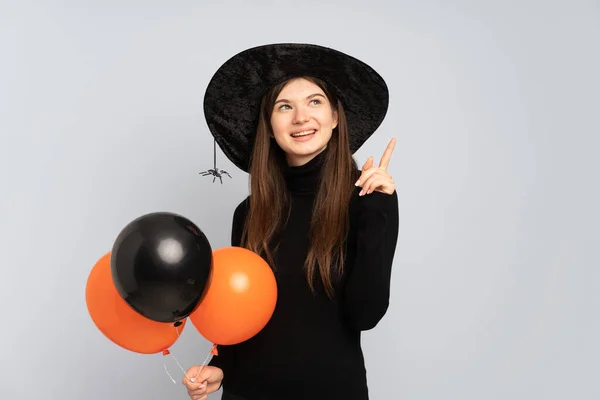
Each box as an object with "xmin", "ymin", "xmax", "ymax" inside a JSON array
[{"xmin": 201, "ymin": 43, "xmax": 389, "ymax": 175}]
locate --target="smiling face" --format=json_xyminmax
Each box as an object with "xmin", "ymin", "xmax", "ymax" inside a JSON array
[{"xmin": 269, "ymin": 77, "xmax": 339, "ymax": 166}]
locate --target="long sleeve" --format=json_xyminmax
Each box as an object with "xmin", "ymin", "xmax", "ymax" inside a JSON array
[
  {"xmin": 207, "ymin": 198, "xmax": 249, "ymax": 381},
  {"xmin": 343, "ymin": 190, "xmax": 399, "ymax": 331}
]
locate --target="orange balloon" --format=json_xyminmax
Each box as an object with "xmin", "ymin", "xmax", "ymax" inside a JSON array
[
  {"xmin": 85, "ymin": 251, "xmax": 186, "ymax": 354},
  {"xmin": 189, "ymin": 246, "xmax": 277, "ymax": 345}
]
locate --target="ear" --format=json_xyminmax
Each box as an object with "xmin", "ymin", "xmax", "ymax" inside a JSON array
[{"xmin": 332, "ymin": 109, "xmax": 339, "ymax": 129}]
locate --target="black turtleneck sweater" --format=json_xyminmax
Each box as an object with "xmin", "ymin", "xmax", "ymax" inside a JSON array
[{"xmin": 209, "ymin": 153, "xmax": 399, "ymax": 400}]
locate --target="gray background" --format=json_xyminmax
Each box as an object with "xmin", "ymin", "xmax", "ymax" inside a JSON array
[{"xmin": 1, "ymin": 0, "xmax": 599, "ymax": 399}]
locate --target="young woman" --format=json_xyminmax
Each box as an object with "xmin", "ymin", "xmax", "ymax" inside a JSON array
[{"xmin": 183, "ymin": 43, "xmax": 399, "ymax": 400}]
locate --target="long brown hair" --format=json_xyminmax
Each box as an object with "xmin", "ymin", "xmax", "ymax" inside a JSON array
[{"xmin": 241, "ymin": 76, "xmax": 359, "ymax": 298}]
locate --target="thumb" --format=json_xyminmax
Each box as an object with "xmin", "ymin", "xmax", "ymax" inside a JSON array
[
  {"xmin": 362, "ymin": 156, "xmax": 373, "ymax": 171},
  {"xmin": 182, "ymin": 366, "xmax": 206, "ymax": 390},
  {"xmin": 184, "ymin": 366, "xmax": 205, "ymax": 383}
]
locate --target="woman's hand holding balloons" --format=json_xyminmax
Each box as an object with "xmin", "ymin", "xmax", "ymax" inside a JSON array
[{"xmin": 182, "ymin": 366, "xmax": 224, "ymax": 400}]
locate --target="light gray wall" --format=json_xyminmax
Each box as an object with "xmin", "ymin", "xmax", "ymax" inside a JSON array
[{"xmin": 1, "ymin": 1, "xmax": 598, "ymax": 399}]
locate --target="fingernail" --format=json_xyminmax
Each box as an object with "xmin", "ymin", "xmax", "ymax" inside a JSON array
[
  {"xmin": 359, "ymin": 190, "xmax": 364, "ymax": 196},
  {"xmin": 355, "ymin": 180, "xmax": 360, "ymax": 186}
]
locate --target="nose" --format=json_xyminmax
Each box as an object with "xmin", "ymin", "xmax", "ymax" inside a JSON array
[{"xmin": 293, "ymin": 107, "xmax": 310, "ymax": 124}]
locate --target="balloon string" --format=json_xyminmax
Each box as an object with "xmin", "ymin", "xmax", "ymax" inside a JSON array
[
  {"xmin": 191, "ymin": 345, "xmax": 216, "ymax": 382},
  {"xmin": 163, "ymin": 352, "xmax": 188, "ymax": 384},
  {"xmin": 162, "ymin": 323, "xmax": 217, "ymax": 384},
  {"xmin": 162, "ymin": 322, "xmax": 193, "ymax": 384}
]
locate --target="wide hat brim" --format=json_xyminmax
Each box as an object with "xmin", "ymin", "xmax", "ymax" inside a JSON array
[{"xmin": 203, "ymin": 43, "xmax": 389, "ymax": 173}]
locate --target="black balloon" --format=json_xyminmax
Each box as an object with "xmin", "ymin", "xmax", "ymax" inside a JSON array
[{"xmin": 110, "ymin": 212, "xmax": 212, "ymax": 323}]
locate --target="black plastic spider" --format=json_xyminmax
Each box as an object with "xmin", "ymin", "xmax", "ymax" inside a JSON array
[
  {"xmin": 200, "ymin": 167, "xmax": 231, "ymax": 184},
  {"xmin": 200, "ymin": 140, "xmax": 232, "ymax": 184}
]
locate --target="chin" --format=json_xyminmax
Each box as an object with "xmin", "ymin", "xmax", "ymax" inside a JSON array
[{"xmin": 290, "ymin": 149, "xmax": 320, "ymax": 158}]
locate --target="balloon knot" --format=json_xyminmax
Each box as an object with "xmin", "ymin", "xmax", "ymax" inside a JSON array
[
  {"xmin": 162, "ymin": 349, "xmax": 171, "ymax": 356},
  {"xmin": 210, "ymin": 344, "xmax": 219, "ymax": 356}
]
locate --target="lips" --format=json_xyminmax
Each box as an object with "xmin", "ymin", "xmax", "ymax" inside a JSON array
[{"xmin": 290, "ymin": 129, "xmax": 316, "ymax": 138}]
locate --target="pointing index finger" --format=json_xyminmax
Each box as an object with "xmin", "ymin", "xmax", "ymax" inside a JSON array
[{"xmin": 379, "ymin": 138, "xmax": 396, "ymax": 170}]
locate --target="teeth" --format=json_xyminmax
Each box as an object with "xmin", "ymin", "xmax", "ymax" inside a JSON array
[{"xmin": 291, "ymin": 130, "xmax": 315, "ymax": 137}]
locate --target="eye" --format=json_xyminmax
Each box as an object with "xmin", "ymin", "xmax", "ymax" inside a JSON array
[
  {"xmin": 277, "ymin": 104, "xmax": 291, "ymax": 111},
  {"xmin": 309, "ymin": 99, "xmax": 322, "ymax": 106}
]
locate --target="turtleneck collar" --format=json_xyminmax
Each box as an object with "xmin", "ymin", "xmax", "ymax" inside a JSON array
[{"xmin": 283, "ymin": 151, "xmax": 326, "ymax": 195}]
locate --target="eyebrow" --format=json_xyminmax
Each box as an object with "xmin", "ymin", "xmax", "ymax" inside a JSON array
[{"xmin": 274, "ymin": 93, "xmax": 326, "ymax": 105}]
